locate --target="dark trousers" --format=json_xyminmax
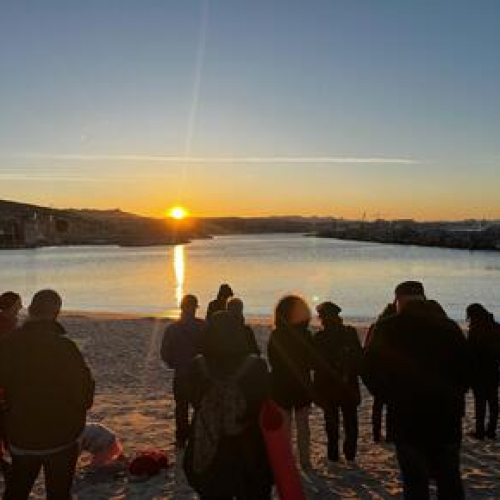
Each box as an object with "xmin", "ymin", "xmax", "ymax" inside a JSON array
[
  {"xmin": 473, "ymin": 386, "xmax": 499, "ymax": 438},
  {"xmin": 396, "ymin": 442, "xmax": 464, "ymax": 500},
  {"xmin": 372, "ymin": 396, "xmax": 395, "ymax": 442},
  {"xmin": 324, "ymin": 403, "xmax": 358, "ymax": 460},
  {"xmin": 173, "ymin": 374, "xmax": 191, "ymax": 447},
  {"xmin": 4, "ymin": 443, "xmax": 78, "ymax": 500}
]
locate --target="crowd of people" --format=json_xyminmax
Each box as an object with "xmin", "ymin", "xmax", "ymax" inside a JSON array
[
  {"xmin": 0, "ymin": 282, "xmax": 498, "ymax": 499},
  {"xmin": 163, "ymin": 282, "xmax": 500, "ymax": 500}
]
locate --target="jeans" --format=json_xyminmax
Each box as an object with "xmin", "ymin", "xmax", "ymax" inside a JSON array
[
  {"xmin": 324, "ymin": 403, "xmax": 358, "ymax": 460},
  {"xmin": 396, "ymin": 442, "xmax": 464, "ymax": 500},
  {"xmin": 4, "ymin": 442, "xmax": 78, "ymax": 500},
  {"xmin": 372, "ymin": 397, "xmax": 395, "ymax": 442},
  {"xmin": 473, "ymin": 386, "xmax": 499, "ymax": 438},
  {"xmin": 173, "ymin": 374, "xmax": 191, "ymax": 447},
  {"xmin": 282, "ymin": 406, "xmax": 311, "ymax": 466}
]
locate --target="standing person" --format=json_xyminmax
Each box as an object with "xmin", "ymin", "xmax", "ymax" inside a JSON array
[
  {"xmin": 313, "ymin": 302, "xmax": 363, "ymax": 462},
  {"xmin": 161, "ymin": 294, "xmax": 206, "ymax": 449},
  {"xmin": 268, "ymin": 295, "xmax": 315, "ymax": 469},
  {"xmin": 0, "ymin": 292, "xmax": 22, "ymax": 339},
  {"xmin": 226, "ymin": 297, "xmax": 260, "ymax": 355},
  {"xmin": 206, "ymin": 284, "xmax": 233, "ymax": 321},
  {"xmin": 364, "ymin": 282, "xmax": 469, "ymax": 500},
  {"xmin": 0, "ymin": 289, "xmax": 95, "ymax": 500},
  {"xmin": 365, "ymin": 303, "xmax": 397, "ymax": 444},
  {"xmin": 183, "ymin": 312, "xmax": 273, "ymax": 499},
  {"xmin": 466, "ymin": 303, "xmax": 500, "ymax": 440}
]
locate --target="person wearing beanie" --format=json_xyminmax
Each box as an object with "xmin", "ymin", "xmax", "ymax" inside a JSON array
[
  {"xmin": 466, "ymin": 303, "xmax": 500, "ymax": 440},
  {"xmin": 206, "ymin": 284, "xmax": 234, "ymax": 321},
  {"xmin": 364, "ymin": 282, "xmax": 470, "ymax": 499},
  {"xmin": 313, "ymin": 302, "xmax": 363, "ymax": 463}
]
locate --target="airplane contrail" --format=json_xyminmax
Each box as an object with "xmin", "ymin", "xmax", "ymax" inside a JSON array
[{"xmin": 9, "ymin": 153, "xmax": 419, "ymax": 164}]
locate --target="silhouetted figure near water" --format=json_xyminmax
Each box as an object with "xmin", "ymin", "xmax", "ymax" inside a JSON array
[
  {"xmin": 313, "ymin": 302, "xmax": 363, "ymax": 462},
  {"xmin": 161, "ymin": 294, "xmax": 206, "ymax": 449},
  {"xmin": 206, "ymin": 284, "xmax": 233, "ymax": 321},
  {"xmin": 183, "ymin": 312, "xmax": 273, "ymax": 499},
  {"xmin": 467, "ymin": 303, "xmax": 500, "ymax": 440},
  {"xmin": 0, "ymin": 290, "xmax": 94, "ymax": 500},
  {"xmin": 364, "ymin": 303, "xmax": 396, "ymax": 443},
  {"xmin": 268, "ymin": 295, "xmax": 315, "ymax": 469},
  {"xmin": 226, "ymin": 297, "xmax": 260, "ymax": 355},
  {"xmin": 0, "ymin": 292, "xmax": 22, "ymax": 340},
  {"xmin": 364, "ymin": 282, "xmax": 469, "ymax": 500}
]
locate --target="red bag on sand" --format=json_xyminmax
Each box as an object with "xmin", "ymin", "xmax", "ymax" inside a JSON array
[
  {"xmin": 260, "ymin": 400, "xmax": 306, "ymax": 500},
  {"xmin": 127, "ymin": 450, "xmax": 169, "ymax": 478}
]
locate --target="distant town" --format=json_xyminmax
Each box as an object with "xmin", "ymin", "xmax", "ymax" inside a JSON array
[{"xmin": 1, "ymin": 198, "xmax": 500, "ymax": 252}]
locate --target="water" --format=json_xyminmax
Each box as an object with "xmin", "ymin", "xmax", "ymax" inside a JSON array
[{"xmin": 1, "ymin": 234, "xmax": 500, "ymax": 320}]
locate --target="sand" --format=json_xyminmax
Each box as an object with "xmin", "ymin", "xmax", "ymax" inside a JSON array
[{"xmin": 3, "ymin": 314, "xmax": 500, "ymax": 499}]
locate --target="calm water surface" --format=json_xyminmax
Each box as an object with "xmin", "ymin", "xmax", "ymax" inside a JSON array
[{"xmin": 1, "ymin": 234, "xmax": 500, "ymax": 320}]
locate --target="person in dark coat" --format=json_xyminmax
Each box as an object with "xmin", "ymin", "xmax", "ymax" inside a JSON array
[
  {"xmin": 161, "ymin": 294, "xmax": 206, "ymax": 448},
  {"xmin": 0, "ymin": 292, "xmax": 22, "ymax": 340},
  {"xmin": 183, "ymin": 312, "xmax": 273, "ymax": 500},
  {"xmin": 226, "ymin": 297, "xmax": 260, "ymax": 355},
  {"xmin": 267, "ymin": 295, "xmax": 315, "ymax": 469},
  {"xmin": 313, "ymin": 302, "xmax": 363, "ymax": 462},
  {"xmin": 0, "ymin": 289, "xmax": 94, "ymax": 500},
  {"xmin": 466, "ymin": 303, "xmax": 500, "ymax": 440},
  {"xmin": 364, "ymin": 303, "xmax": 397, "ymax": 444},
  {"xmin": 364, "ymin": 282, "xmax": 470, "ymax": 500},
  {"xmin": 206, "ymin": 284, "xmax": 233, "ymax": 321}
]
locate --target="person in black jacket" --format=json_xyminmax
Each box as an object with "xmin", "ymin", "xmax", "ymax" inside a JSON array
[
  {"xmin": 161, "ymin": 294, "xmax": 206, "ymax": 449},
  {"xmin": 0, "ymin": 289, "xmax": 94, "ymax": 500},
  {"xmin": 206, "ymin": 284, "xmax": 233, "ymax": 321},
  {"xmin": 313, "ymin": 302, "xmax": 363, "ymax": 462},
  {"xmin": 466, "ymin": 303, "xmax": 500, "ymax": 440},
  {"xmin": 183, "ymin": 312, "xmax": 272, "ymax": 499},
  {"xmin": 364, "ymin": 282, "xmax": 469, "ymax": 500},
  {"xmin": 226, "ymin": 297, "xmax": 260, "ymax": 355},
  {"xmin": 364, "ymin": 303, "xmax": 397, "ymax": 444},
  {"xmin": 267, "ymin": 295, "xmax": 315, "ymax": 469}
]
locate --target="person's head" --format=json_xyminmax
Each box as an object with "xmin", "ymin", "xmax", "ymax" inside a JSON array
[
  {"xmin": 275, "ymin": 295, "xmax": 311, "ymax": 329},
  {"xmin": 28, "ymin": 290, "xmax": 62, "ymax": 321},
  {"xmin": 180, "ymin": 294, "xmax": 198, "ymax": 318},
  {"xmin": 217, "ymin": 283, "xmax": 234, "ymax": 302},
  {"xmin": 378, "ymin": 302, "xmax": 397, "ymax": 321},
  {"xmin": 394, "ymin": 281, "xmax": 426, "ymax": 313},
  {"xmin": 226, "ymin": 297, "xmax": 244, "ymax": 321},
  {"xmin": 0, "ymin": 292, "xmax": 22, "ymax": 318},
  {"xmin": 203, "ymin": 311, "xmax": 249, "ymax": 361},
  {"xmin": 316, "ymin": 301, "xmax": 342, "ymax": 328},
  {"xmin": 466, "ymin": 303, "xmax": 493, "ymax": 327}
]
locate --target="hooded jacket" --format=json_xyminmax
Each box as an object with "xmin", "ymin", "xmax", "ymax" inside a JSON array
[
  {"xmin": 363, "ymin": 300, "xmax": 470, "ymax": 445},
  {"xmin": 468, "ymin": 319, "xmax": 500, "ymax": 389},
  {"xmin": 0, "ymin": 319, "xmax": 94, "ymax": 451}
]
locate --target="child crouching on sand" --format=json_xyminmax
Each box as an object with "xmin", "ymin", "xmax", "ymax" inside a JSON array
[{"xmin": 79, "ymin": 422, "xmax": 125, "ymax": 468}]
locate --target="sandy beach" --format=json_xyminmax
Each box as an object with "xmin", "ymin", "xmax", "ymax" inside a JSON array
[{"xmin": 4, "ymin": 314, "xmax": 499, "ymax": 499}]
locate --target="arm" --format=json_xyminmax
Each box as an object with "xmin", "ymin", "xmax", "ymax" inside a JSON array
[{"xmin": 64, "ymin": 340, "xmax": 95, "ymax": 410}]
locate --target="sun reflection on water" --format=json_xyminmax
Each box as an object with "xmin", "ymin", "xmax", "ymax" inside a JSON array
[{"xmin": 173, "ymin": 244, "xmax": 185, "ymax": 307}]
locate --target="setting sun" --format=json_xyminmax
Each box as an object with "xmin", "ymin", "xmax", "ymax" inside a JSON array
[{"xmin": 169, "ymin": 206, "xmax": 188, "ymax": 220}]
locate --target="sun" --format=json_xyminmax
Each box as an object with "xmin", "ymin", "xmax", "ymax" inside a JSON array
[{"xmin": 169, "ymin": 206, "xmax": 188, "ymax": 220}]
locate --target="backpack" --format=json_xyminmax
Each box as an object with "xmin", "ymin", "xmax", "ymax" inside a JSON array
[{"xmin": 189, "ymin": 355, "xmax": 258, "ymax": 474}]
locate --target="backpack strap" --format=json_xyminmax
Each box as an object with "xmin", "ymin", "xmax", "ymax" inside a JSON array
[{"xmin": 230, "ymin": 354, "xmax": 260, "ymax": 382}]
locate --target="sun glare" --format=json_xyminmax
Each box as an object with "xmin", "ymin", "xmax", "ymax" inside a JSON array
[{"xmin": 169, "ymin": 206, "xmax": 188, "ymax": 220}]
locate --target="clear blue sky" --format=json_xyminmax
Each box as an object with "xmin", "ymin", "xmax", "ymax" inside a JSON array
[{"xmin": 1, "ymin": 0, "xmax": 499, "ymax": 219}]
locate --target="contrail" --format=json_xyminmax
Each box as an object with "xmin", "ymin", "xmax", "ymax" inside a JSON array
[{"xmin": 9, "ymin": 153, "xmax": 419, "ymax": 165}]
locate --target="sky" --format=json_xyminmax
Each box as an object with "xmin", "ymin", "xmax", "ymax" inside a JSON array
[{"xmin": 1, "ymin": 0, "xmax": 499, "ymax": 220}]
